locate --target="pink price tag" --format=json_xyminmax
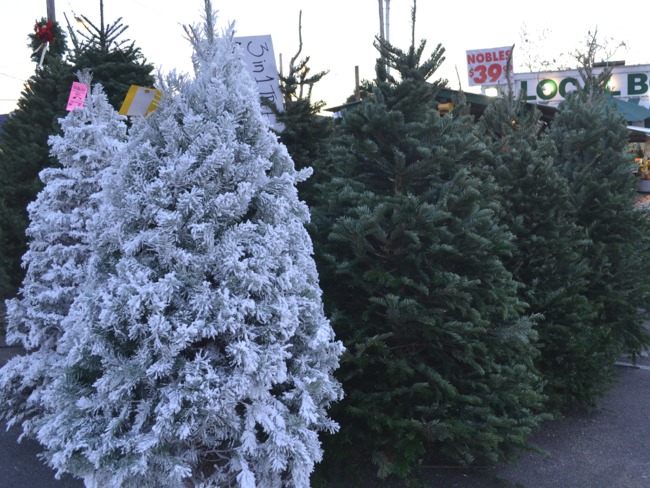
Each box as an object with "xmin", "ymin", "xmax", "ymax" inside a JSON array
[{"xmin": 66, "ymin": 82, "xmax": 88, "ymax": 111}]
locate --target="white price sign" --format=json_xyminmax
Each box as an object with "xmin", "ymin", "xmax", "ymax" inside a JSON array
[
  {"xmin": 234, "ymin": 35, "xmax": 284, "ymax": 130},
  {"xmin": 466, "ymin": 47, "xmax": 513, "ymax": 87}
]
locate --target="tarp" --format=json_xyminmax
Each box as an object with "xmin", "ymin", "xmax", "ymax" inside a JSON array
[{"xmin": 612, "ymin": 98, "xmax": 650, "ymax": 123}]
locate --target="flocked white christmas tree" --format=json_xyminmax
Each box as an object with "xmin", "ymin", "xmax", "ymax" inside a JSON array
[
  {"xmin": 35, "ymin": 3, "xmax": 343, "ymax": 487},
  {"xmin": 0, "ymin": 76, "xmax": 127, "ymax": 438}
]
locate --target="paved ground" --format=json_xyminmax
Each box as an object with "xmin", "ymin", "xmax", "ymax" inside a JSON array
[{"xmin": 2, "ymin": 337, "xmax": 650, "ymax": 488}]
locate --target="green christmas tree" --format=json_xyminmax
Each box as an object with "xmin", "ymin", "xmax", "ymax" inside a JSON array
[
  {"xmin": 313, "ymin": 29, "xmax": 545, "ymax": 481},
  {"xmin": 0, "ymin": 20, "xmax": 74, "ymax": 303},
  {"xmin": 480, "ymin": 94, "xmax": 609, "ymax": 411},
  {"xmin": 274, "ymin": 12, "xmax": 335, "ymax": 208},
  {"xmin": 550, "ymin": 62, "xmax": 650, "ymax": 368}
]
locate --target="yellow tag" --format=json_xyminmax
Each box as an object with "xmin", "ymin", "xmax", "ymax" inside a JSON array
[{"xmin": 119, "ymin": 85, "xmax": 162, "ymax": 116}]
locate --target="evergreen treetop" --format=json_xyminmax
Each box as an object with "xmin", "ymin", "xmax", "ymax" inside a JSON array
[
  {"xmin": 67, "ymin": 5, "xmax": 155, "ymax": 110},
  {"xmin": 275, "ymin": 11, "xmax": 335, "ymax": 206}
]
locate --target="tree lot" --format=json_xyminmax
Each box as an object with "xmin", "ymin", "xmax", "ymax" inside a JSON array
[{"xmin": 1, "ymin": 1, "xmax": 649, "ymax": 486}]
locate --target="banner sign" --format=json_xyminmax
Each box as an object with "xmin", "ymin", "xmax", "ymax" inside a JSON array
[
  {"xmin": 119, "ymin": 85, "xmax": 162, "ymax": 117},
  {"xmin": 513, "ymin": 65, "xmax": 650, "ymax": 107},
  {"xmin": 234, "ymin": 35, "xmax": 284, "ymax": 130},
  {"xmin": 466, "ymin": 46, "xmax": 513, "ymax": 87},
  {"xmin": 66, "ymin": 82, "xmax": 88, "ymax": 111}
]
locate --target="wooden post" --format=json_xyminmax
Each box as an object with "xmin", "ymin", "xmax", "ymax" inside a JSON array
[
  {"xmin": 355, "ymin": 66, "xmax": 360, "ymax": 101},
  {"xmin": 46, "ymin": 0, "xmax": 56, "ymax": 22}
]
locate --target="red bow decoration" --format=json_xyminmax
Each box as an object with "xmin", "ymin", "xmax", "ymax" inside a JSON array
[{"xmin": 34, "ymin": 21, "xmax": 54, "ymax": 44}]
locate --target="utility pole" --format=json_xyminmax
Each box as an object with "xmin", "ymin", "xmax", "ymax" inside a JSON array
[
  {"xmin": 377, "ymin": 0, "xmax": 391, "ymax": 76},
  {"xmin": 378, "ymin": 0, "xmax": 385, "ymax": 43},
  {"xmin": 377, "ymin": 0, "xmax": 392, "ymax": 44},
  {"xmin": 46, "ymin": 0, "xmax": 56, "ymax": 22},
  {"xmin": 385, "ymin": 0, "xmax": 391, "ymax": 45}
]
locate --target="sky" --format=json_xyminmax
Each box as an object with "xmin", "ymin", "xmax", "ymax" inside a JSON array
[{"xmin": 1, "ymin": 0, "xmax": 649, "ymax": 115}]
